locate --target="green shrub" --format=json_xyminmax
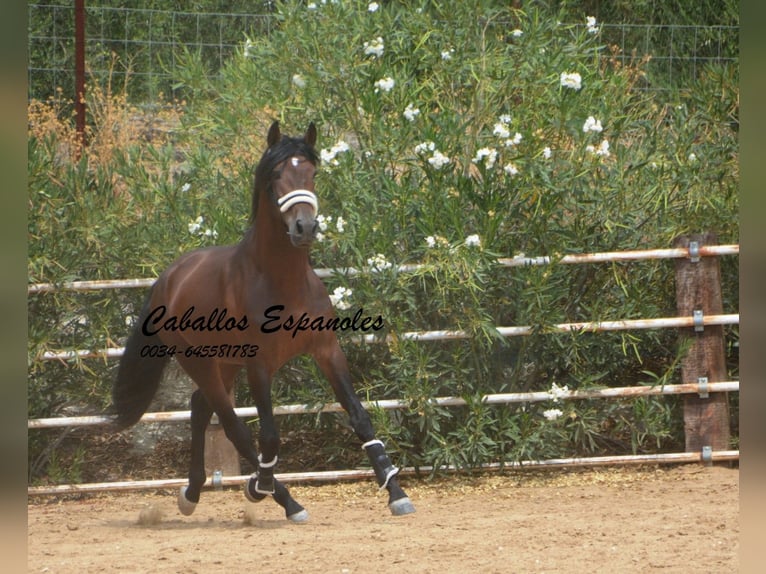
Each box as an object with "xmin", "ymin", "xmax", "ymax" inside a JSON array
[{"xmin": 28, "ymin": 1, "xmax": 738, "ymax": 480}]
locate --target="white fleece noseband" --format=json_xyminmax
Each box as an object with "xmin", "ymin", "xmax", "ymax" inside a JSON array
[{"xmin": 277, "ymin": 189, "xmax": 318, "ymax": 215}]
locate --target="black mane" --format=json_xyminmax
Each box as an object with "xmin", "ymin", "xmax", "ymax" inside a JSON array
[{"xmin": 251, "ymin": 134, "xmax": 319, "ymax": 222}]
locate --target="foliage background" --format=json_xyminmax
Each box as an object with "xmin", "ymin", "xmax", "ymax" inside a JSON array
[{"xmin": 27, "ymin": 0, "xmax": 739, "ymax": 483}]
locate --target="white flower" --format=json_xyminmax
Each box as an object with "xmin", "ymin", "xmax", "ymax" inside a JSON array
[
  {"xmin": 511, "ymin": 29, "xmax": 523, "ymax": 37},
  {"xmin": 414, "ymin": 141, "xmax": 436, "ymax": 155},
  {"xmin": 493, "ymin": 115, "xmax": 513, "ymax": 139},
  {"xmin": 307, "ymin": 2, "xmax": 317, "ymax": 9},
  {"xmin": 188, "ymin": 215, "xmax": 218, "ymax": 239},
  {"xmin": 330, "ymin": 286, "xmax": 353, "ymax": 310},
  {"xmin": 688, "ymin": 152, "xmax": 697, "ymax": 162},
  {"xmin": 542, "ymin": 146, "xmax": 552, "ymax": 159},
  {"xmin": 465, "ymin": 234, "xmax": 481, "ymax": 247},
  {"xmin": 586, "ymin": 140, "xmax": 610, "ymax": 157},
  {"xmin": 543, "ymin": 408, "xmax": 564, "ymax": 421},
  {"xmin": 415, "ymin": 142, "xmax": 450, "ymax": 169},
  {"xmin": 582, "ymin": 115, "xmax": 603, "ymax": 133},
  {"xmin": 363, "ymin": 36, "xmax": 385, "ymax": 59},
  {"xmin": 472, "ymin": 147, "xmax": 498, "ymax": 169},
  {"xmin": 316, "ymin": 214, "xmax": 331, "ymax": 232},
  {"xmin": 374, "ymin": 76, "xmax": 395, "ymax": 93},
  {"xmin": 493, "ymin": 122, "xmax": 510, "ymax": 139},
  {"xmin": 244, "ymin": 39, "xmax": 256, "ymax": 58},
  {"xmin": 586, "ymin": 16, "xmax": 600, "ymax": 34},
  {"xmin": 320, "ymin": 141, "xmax": 351, "ymax": 166},
  {"xmin": 403, "ymin": 103, "xmax": 420, "ymax": 122},
  {"xmin": 367, "ymin": 253, "xmax": 392, "ymax": 271},
  {"xmin": 427, "ymin": 150, "xmax": 450, "ymax": 169},
  {"xmin": 320, "ymin": 149, "xmax": 336, "ymax": 164},
  {"xmin": 560, "ymin": 72, "xmax": 582, "ymax": 91},
  {"xmin": 292, "ymin": 74, "xmax": 306, "ymax": 89},
  {"xmin": 181, "ymin": 183, "xmax": 191, "ymax": 192},
  {"xmin": 595, "ymin": 139, "xmax": 610, "ymax": 157},
  {"xmin": 188, "ymin": 216, "xmax": 204, "ymax": 235},
  {"xmin": 315, "ymin": 232, "xmax": 325, "ymax": 242},
  {"xmin": 503, "ymin": 163, "xmax": 519, "ymax": 176},
  {"xmin": 335, "ymin": 216, "xmax": 346, "ymax": 233},
  {"xmin": 425, "ymin": 235, "xmax": 448, "ymax": 248},
  {"xmin": 504, "ymin": 132, "xmax": 523, "ymax": 147},
  {"xmin": 441, "ymin": 48, "xmax": 454, "ymax": 61},
  {"xmin": 368, "ymin": 1, "xmax": 380, "ymax": 12},
  {"xmin": 548, "ymin": 382, "xmax": 569, "ymax": 402}
]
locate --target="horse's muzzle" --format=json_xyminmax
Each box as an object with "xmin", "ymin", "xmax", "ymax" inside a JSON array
[{"xmin": 288, "ymin": 217, "xmax": 319, "ymax": 247}]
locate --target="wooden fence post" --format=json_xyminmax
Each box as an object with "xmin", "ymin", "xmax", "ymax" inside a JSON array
[
  {"xmin": 673, "ymin": 233, "xmax": 731, "ymax": 456},
  {"xmin": 204, "ymin": 388, "xmax": 241, "ymax": 482}
]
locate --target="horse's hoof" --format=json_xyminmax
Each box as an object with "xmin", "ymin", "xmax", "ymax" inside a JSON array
[
  {"xmin": 389, "ymin": 496, "xmax": 416, "ymax": 516},
  {"xmin": 178, "ymin": 486, "xmax": 198, "ymax": 516},
  {"xmin": 287, "ymin": 508, "xmax": 309, "ymax": 523},
  {"xmin": 244, "ymin": 476, "xmax": 267, "ymax": 503}
]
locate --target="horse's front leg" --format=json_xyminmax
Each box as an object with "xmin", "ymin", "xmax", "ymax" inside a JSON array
[{"xmin": 315, "ymin": 343, "xmax": 415, "ymax": 516}]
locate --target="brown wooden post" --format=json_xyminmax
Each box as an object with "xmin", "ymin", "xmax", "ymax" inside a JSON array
[
  {"xmin": 204, "ymin": 388, "xmax": 241, "ymax": 482},
  {"xmin": 673, "ymin": 233, "xmax": 731, "ymax": 456}
]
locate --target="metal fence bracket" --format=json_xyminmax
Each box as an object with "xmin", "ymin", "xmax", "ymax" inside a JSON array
[
  {"xmin": 693, "ymin": 310, "xmax": 704, "ymax": 332},
  {"xmin": 697, "ymin": 377, "xmax": 709, "ymax": 398},
  {"xmin": 701, "ymin": 446, "xmax": 713, "ymax": 466},
  {"xmin": 688, "ymin": 240, "xmax": 701, "ymax": 262},
  {"xmin": 212, "ymin": 469, "xmax": 223, "ymax": 490}
]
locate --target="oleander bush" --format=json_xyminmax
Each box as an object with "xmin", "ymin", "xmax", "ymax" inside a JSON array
[{"xmin": 28, "ymin": 0, "xmax": 738, "ymax": 482}]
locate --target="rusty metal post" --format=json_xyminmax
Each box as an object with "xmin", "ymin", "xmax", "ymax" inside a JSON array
[
  {"xmin": 673, "ymin": 233, "xmax": 731, "ymax": 456},
  {"xmin": 74, "ymin": 0, "xmax": 87, "ymax": 150}
]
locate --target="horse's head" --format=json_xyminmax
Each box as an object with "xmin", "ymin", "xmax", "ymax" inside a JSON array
[{"xmin": 260, "ymin": 121, "xmax": 320, "ymax": 248}]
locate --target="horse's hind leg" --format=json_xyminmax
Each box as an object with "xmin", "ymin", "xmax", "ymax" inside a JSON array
[
  {"xmin": 211, "ymin": 406, "xmax": 308, "ymax": 522},
  {"xmin": 178, "ymin": 389, "xmax": 213, "ymax": 515},
  {"xmin": 242, "ymin": 366, "xmax": 309, "ymax": 522}
]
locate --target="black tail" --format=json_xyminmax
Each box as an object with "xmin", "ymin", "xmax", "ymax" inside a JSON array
[{"xmin": 111, "ymin": 289, "xmax": 170, "ymax": 430}]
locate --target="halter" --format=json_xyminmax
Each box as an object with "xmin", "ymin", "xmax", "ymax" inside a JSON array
[{"xmin": 277, "ymin": 189, "xmax": 319, "ymax": 216}]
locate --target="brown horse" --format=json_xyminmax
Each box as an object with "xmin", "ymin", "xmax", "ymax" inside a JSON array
[{"xmin": 112, "ymin": 121, "xmax": 414, "ymax": 520}]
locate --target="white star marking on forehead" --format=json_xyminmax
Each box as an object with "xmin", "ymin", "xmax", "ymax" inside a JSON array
[{"xmin": 291, "ymin": 157, "xmax": 300, "ymax": 167}]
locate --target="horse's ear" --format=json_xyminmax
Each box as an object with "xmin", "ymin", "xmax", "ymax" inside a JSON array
[
  {"xmin": 304, "ymin": 122, "xmax": 317, "ymax": 147},
  {"xmin": 267, "ymin": 120, "xmax": 281, "ymax": 148}
]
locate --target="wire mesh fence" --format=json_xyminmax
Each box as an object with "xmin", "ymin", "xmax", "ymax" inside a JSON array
[
  {"xmin": 28, "ymin": 3, "xmax": 275, "ymax": 101},
  {"xmin": 601, "ymin": 23, "xmax": 738, "ymax": 90},
  {"xmin": 28, "ymin": 3, "xmax": 738, "ymax": 103}
]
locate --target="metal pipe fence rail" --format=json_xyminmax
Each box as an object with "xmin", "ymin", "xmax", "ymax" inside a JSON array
[
  {"xmin": 27, "ymin": 244, "xmax": 739, "ymax": 293},
  {"xmin": 36, "ymin": 313, "xmax": 740, "ymax": 362},
  {"xmin": 27, "ymin": 242, "xmax": 739, "ymax": 495},
  {"xmin": 29, "ymin": 244, "xmax": 740, "ymax": 361},
  {"xmin": 28, "ymin": 381, "xmax": 739, "ymax": 430},
  {"xmin": 28, "ymin": 450, "xmax": 740, "ymax": 497}
]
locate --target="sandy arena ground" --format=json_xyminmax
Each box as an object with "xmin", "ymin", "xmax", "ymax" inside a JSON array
[{"xmin": 28, "ymin": 465, "xmax": 738, "ymax": 573}]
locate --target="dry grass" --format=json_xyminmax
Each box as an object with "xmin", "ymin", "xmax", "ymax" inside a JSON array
[{"xmin": 28, "ymin": 57, "xmax": 185, "ymax": 171}]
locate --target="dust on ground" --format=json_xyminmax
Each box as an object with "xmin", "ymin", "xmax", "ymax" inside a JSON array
[{"xmin": 28, "ymin": 465, "xmax": 738, "ymax": 573}]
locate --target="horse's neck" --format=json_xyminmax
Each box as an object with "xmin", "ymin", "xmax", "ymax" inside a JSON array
[{"xmin": 245, "ymin": 210, "xmax": 312, "ymax": 282}]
